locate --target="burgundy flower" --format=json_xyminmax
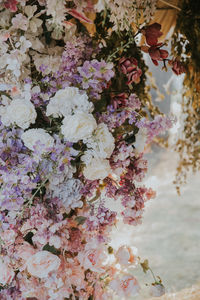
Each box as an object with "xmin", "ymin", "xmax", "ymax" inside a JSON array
[
  {"xmin": 169, "ymin": 59, "xmax": 186, "ymax": 75},
  {"xmin": 127, "ymin": 68, "xmax": 142, "ymax": 84},
  {"xmin": 3, "ymin": 0, "xmax": 18, "ymax": 12},
  {"xmin": 111, "ymin": 93, "xmax": 128, "ymax": 110},
  {"xmin": 148, "ymin": 45, "xmax": 168, "ymax": 65},
  {"xmin": 119, "ymin": 57, "xmax": 138, "ymax": 75},
  {"xmin": 119, "ymin": 57, "xmax": 142, "ymax": 84},
  {"xmin": 142, "ymin": 23, "xmax": 163, "ymax": 46},
  {"xmin": 141, "ymin": 43, "xmax": 168, "ymax": 66}
]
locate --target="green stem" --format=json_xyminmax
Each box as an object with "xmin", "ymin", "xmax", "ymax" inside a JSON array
[
  {"xmin": 106, "ymin": 31, "xmax": 140, "ymax": 62},
  {"xmin": 149, "ymin": 267, "xmax": 157, "ymax": 283},
  {"xmin": 28, "ymin": 176, "xmax": 49, "ymax": 206}
]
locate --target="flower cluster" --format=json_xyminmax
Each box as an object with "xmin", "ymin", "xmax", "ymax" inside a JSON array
[{"xmin": 0, "ymin": 1, "xmax": 175, "ymax": 299}]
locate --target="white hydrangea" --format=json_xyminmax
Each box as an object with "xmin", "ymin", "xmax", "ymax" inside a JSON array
[
  {"xmin": 33, "ymin": 53, "xmax": 61, "ymax": 75},
  {"xmin": 46, "ymin": 0, "xmax": 66, "ymax": 26},
  {"xmin": 46, "ymin": 87, "xmax": 93, "ymax": 118},
  {"xmin": 83, "ymin": 123, "xmax": 115, "ymax": 162},
  {"xmin": 0, "ymin": 98, "xmax": 37, "ymax": 129},
  {"xmin": 49, "ymin": 178, "xmax": 83, "ymax": 212},
  {"xmin": 21, "ymin": 128, "xmax": 54, "ymax": 152},
  {"xmin": 83, "ymin": 157, "xmax": 111, "ymax": 180},
  {"xmin": 106, "ymin": 0, "xmax": 157, "ymax": 31},
  {"xmin": 61, "ymin": 112, "xmax": 97, "ymax": 143}
]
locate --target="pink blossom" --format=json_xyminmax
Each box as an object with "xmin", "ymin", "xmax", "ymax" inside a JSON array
[
  {"xmin": 11, "ymin": 13, "xmax": 29, "ymax": 31},
  {"xmin": 127, "ymin": 67, "xmax": 142, "ymax": 84},
  {"xmin": 67, "ymin": 9, "xmax": 93, "ymax": 24},
  {"xmin": 109, "ymin": 274, "xmax": 140, "ymax": 297},
  {"xmin": 119, "ymin": 57, "xmax": 138, "ymax": 74},
  {"xmin": 119, "ymin": 57, "xmax": 142, "ymax": 84},
  {"xmin": 26, "ymin": 251, "xmax": 61, "ymax": 278},
  {"xmin": 4, "ymin": 0, "xmax": 18, "ymax": 12},
  {"xmin": 77, "ymin": 248, "xmax": 106, "ymax": 273},
  {"xmin": 115, "ymin": 245, "xmax": 138, "ymax": 266},
  {"xmin": 1, "ymin": 229, "xmax": 17, "ymax": 247},
  {"xmin": 16, "ymin": 241, "xmax": 36, "ymax": 261}
]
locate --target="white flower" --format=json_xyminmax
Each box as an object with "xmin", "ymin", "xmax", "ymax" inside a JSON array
[
  {"xmin": 150, "ymin": 284, "xmax": 165, "ymax": 297},
  {"xmin": 21, "ymin": 128, "xmax": 54, "ymax": 152},
  {"xmin": 85, "ymin": 123, "xmax": 115, "ymax": 160},
  {"xmin": 46, "ymin": 87, "xmax": 93, "ymax": 118},
  {"xmin": 0, "ymin": 258, "xmax": 15, "ymax": 286},
  {"xmin": 26, "ymin": 251, "xmax": 61, "ymax": 278},
  {"xmin": 0, "ymin": 99, "xmax": 37, "ymax": 129},
  {"xmin": 83, "ymin": 157, "xmax": 111, "ymax": 180},
  {"xmin": 15, "ymin": 36, "xmax": 32, "ymax": 53},
  {"xmin": 61, "ymin": 112, "xmax": 97, "ymax": 143},
  {"xmin": 11, "ymin": 13, "xmax": 29, "ymax": 31},
  {"xmin": 134, "ymin": 128, "xmax": 147, "ymax": 153}
]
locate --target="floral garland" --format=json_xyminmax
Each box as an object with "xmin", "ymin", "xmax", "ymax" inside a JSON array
[
  {"xmin": 171, "ymin": 0, "xmax": 200, "ymax": 193},
  {"xmin": 0, "ymin": 1, "xmax": 183, "ymax": 299}
]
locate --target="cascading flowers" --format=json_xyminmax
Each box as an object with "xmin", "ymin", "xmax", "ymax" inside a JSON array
[{"xmin": 0, "ymin": 0, "xmax": 180, "ymax": 299}]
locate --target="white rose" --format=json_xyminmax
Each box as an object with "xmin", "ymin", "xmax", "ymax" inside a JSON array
[
  {"xmin": 61, "ymin": 112, "xmax": 97, "ymax": 143},
  {"xmin": 83, "ymin": 157, "xmax": 111, "ymax": 180},
  {"xmin": 46, "ymin": 87, "xmax": 93, "ymax": 118},
  {"xmin": 0, "ymin": 98, "xmax": 37, "ymax": 129},
  {"xmin": 21, "ymin": 128, "xmax": 54, "ymax": 152},
  {"xmin": 0, "ymin": 259, "xmax": 15, "ymax": 286},
  {"xmin": 86, "ymin": 123, "xmax": 115, "ymax": 159},
  {"xmin": 26, "ymin": 251, "xmax": 61, "ymax": 278}
]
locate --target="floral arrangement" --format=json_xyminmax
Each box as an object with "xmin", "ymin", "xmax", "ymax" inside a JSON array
[
  {"xmin": 0, "ymin": 0, "xmax": 184, "ymax": 299},
  {"xmin": 171, "ymin": 0, "xmax": 200, "ymax": 193}
]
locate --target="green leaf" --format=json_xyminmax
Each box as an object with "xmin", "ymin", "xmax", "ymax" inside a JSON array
[
  {"xmin": 43, "ymin": 243, "xmax": 60, "ymax": 255},
  {"xmin": 140, "ymin": 259, "xmax": 149, "ymax": 273},
  {"xmin": 75, "ymin": 216, "xmax": 87, "ymax": 225}
]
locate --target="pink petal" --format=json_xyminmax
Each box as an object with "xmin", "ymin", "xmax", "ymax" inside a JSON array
[{"xmin": 68, "ymin": 9, "xmax": 93, "ymax": 24}]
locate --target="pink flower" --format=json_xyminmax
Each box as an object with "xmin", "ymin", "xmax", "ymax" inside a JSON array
[
  {"xmin": 142, "ymin": 23, "xmax": 163, "ymax": 46},
  {"xmin": 119, "ymin": 57, "xmax": 138, "ymax": 75},
  {"xmin": 111, "ymin": 93, "xmax": 128, "ymax": 109},
  {"xmin": 3, "ymin": 0, "xmax": 18, "ymax": 12},
  {"xmin": 11, "ymin": 13, "xmax": 29, "ymax": 31},
  {"xmin": 119, "ymin": 57, "xmax": 142, "ymax": 84},
  {"xmin": 109, "ymin": 274, "xmax": 140, "ymax": 297},
  {"xmin": 67, "ymin": 9, "xmax": 93, "ymax": 24},
  {"xmin": 77, "ymin": 249, "xmax": 106, "ymax": 273},
  {"xmin": 26, "ymin": 251, "xmax": 61, "ymax": 278},
  {"xmin": 0, "ymin": 32, "xmax": 10, "ymax": 42},
  {"xmin": 0, "ymin": 258, "xmax": 15, "ymax": 286},
  {"xmin": 115, "ymin": 245, "xmax": 138, "ymax": 266},
  {"xmin": 127, "ymin": 68, "xmax": 142, "ymax": 84},
  {"xmin": 1, "ymin": 229, "xmax": 17, "ymax": 247},
  {"xmin": 16, "ymin": 241, "xmax": 36, "ymax": 261}
]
